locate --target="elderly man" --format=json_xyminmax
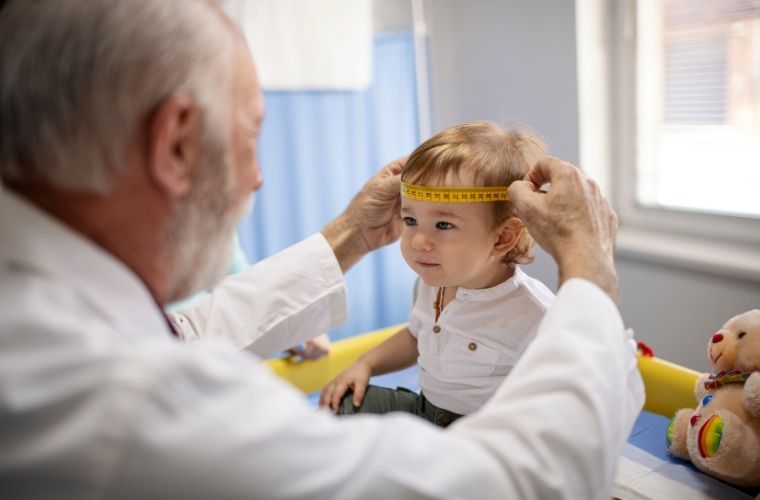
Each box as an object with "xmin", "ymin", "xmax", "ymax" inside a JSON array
[{"xmin": 0, "ymin": 1, "xmax": 643, "ymax": 499}]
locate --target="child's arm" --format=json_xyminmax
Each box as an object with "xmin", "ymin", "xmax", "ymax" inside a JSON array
[{"xmin": 319, "ymin": 327, "xmax": 418, "ymax": 413}]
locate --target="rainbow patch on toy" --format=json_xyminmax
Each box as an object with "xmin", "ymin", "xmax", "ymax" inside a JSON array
[{"xmin": 697, "ymin": 414, "xmax": 723, "ymax": 458}]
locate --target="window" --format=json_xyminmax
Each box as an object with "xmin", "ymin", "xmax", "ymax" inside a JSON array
[
  {"xmin": 634, "ymin": 0, "xmax": 760, "ymax": 222},
  {"xmin": 579, "ymin": 0, "xmax": 760, "ymax": 281}
]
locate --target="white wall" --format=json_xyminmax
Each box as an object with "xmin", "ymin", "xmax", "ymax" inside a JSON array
[
  {"xmin": 374, "ymin": 0, "xmax": 412, "ymax": 32},
  {"xmin": 423, "ymin": 0, "xmax": 760, "ymax": 372},
  {"xmin": 425, "ymin": 0, "xmax": 580, "ymax": 161},
  {"xmin": 424, "ymin": 0, "xmax": 575, "ymax": 298}
]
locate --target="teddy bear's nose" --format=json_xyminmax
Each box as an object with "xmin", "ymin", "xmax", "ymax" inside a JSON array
[{"xmin": 711, "ymin": 333, "xmax": 724, "ymax": 344}]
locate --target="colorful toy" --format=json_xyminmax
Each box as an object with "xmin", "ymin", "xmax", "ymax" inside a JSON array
[{"xmin": 667, "ymin": 309, "xmax": 760, "ymax": 487}]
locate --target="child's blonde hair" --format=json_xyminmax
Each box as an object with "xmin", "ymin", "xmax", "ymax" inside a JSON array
[{"xmin": 401, "ymin": 121, "xmax": 545, "ymax": 265}]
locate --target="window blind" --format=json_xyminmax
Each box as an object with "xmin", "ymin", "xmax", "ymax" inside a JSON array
[{"xmin": 635, "ymin": 0, "xmax": 760, "ymax": 218}]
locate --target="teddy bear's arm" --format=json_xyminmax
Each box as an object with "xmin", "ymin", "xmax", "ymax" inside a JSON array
[
  {"xmin": 695, "ymin": 373, "xmax": 710, "ymax": 400},
  {"xmin": 743, "ymin": 372, "xmax": 760, "ymax": 418},
  {"xmin": 667, "ymin": 409, "xmax": 692, "ymax": 460}
]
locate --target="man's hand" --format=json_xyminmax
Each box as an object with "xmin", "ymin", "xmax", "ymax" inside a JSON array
[
  {"xmin": 321, "ymin": 157, "xmax": 405, "ymax": 272},
  {"xmin": 508, "ymin": 157, "xmax": 619, "ymax": 302},
  {"xmin": 346, "ymin": 157, "xmax": 405, "ymax": 252}
]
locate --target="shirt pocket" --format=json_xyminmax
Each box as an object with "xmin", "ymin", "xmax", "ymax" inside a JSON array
[{"xmin": 440, "ymin": 334, "xmax": 501, "ymax": 378}]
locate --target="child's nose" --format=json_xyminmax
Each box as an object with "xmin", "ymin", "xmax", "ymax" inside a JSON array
[{"xmin": 412, "ymin": 231, "xmax": 433, "ymax": 251}]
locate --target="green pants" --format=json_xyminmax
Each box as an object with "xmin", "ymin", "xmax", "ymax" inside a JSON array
[{"xmin": 338, "ymin": 385, "xmax": 463, "ymax": 428}]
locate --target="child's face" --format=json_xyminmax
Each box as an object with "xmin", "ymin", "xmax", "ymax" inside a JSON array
[{"xmin": 399, "ymin": 197, "xmax": 509, "ymax": 289}]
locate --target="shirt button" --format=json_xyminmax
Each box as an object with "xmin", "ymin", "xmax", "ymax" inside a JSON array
[
  {"xmin": 468, "ymin": 342, "xmax": 477, "ymax": 351},
  {"xmin": 432, "ymin": 325, "xmax": 441, "ymax": 333}
]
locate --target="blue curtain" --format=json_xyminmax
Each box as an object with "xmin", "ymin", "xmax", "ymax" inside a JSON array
[{"xmin": 237, "ymin": 32, "xmax": 420, "ymax": 340}]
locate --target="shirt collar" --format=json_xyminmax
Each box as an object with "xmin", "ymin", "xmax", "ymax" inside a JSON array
[
  {"xmin": 0, "ymin": 187, "xmax": 171, "ymax": 340},
  {"xmin": 454, "ymin": 266, "xmax": 525, "ymax": 301}
]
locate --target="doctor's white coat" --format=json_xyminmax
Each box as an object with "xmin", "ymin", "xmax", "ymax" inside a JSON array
[{"xmin": 0, "ymin": 188, "xmax": 644, "ymax": 499}]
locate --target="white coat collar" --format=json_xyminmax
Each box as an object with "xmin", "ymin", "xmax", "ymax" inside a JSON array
[{"xmin": 0, "ymin": 187, "xmax": 172, "ymax": 341}]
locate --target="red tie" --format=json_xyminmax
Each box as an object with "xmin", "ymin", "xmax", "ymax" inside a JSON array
[
  {"xmin": 162, "ymin": 312, "xmax": 181, "ymax": 339},
  {"xmin": 152, "ymin": 293, "xmax": 181, "ymax": 339}
]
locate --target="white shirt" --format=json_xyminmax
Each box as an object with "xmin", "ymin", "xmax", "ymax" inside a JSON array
[
  {"xmin": 409, "ymin": 267, "xmax": 555, "ymax": 414},
  {"xmin": 0, "ymin": 188, "xmax": 645, "ymax": 500}
]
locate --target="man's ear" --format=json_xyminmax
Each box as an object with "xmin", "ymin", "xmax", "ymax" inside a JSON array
[
  {"xmin": 146, "ymin": 94, "xmax": 202, "ymax": 198},
  {"xmin": 493, "ymin": 217, "xmax": 523, "ymax": 256}
]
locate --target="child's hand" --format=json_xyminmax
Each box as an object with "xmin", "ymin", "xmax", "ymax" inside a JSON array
[
  {"xmin": 319, "ymin": 360, "xmax": 372, "ymax": 414},
  {"xmin": 288, "ymin": 333, "xmax": 331, "ymax": 360}
]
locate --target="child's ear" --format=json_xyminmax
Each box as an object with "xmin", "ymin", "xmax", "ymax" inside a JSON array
[{"xmin": 493, "ymin": 217, "xmax": 523, "ymax": 256}]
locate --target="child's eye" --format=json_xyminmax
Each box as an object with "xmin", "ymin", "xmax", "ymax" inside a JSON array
[
  {"xmin": 402, "ymin": 216, "xmax": 417, "ymax": 226},
  {"xmin": 436, "ymin": 221, "xmax": 454, "ymax": 230}
]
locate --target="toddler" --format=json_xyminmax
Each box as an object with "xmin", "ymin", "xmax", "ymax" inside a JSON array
[{"xmin": 319, "ymin": 121, "xmax": 554, "ymax": 426}]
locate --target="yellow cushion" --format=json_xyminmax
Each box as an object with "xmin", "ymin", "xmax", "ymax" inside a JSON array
[
  {"xmin": 265, "ymin": 325, "xmax": 401, "ymax": 394},
  {"xmin": 267, "ymin": 325, "xmax": 702, "ymax": 418},
  {"xmin": 637, "ymin": 355, "xmax": 699, "ymax": 417}
]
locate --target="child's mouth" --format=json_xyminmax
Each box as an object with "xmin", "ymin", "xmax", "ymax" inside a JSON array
[{"xmin": 416, "ymin": 261, "xmax": 439, "ymax": 268}]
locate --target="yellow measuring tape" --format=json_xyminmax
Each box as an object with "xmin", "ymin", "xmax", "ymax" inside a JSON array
[{"xmin": 400, "ymin": 182, "xmax": 509, "ymax": 203}]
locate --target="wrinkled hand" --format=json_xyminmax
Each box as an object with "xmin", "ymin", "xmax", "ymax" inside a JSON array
[
  {"xmin": 321, "ymin": 157, "xmax": 406, "ymax": 272},
  {"xmin": 508, "ymin": 157, "xmax": 619, "ymax": 301},
  {"xmin": 319, "ymin": 360, "xmax": 373, "ymax": 414},
  {"xmin": 344, "ymin": 157, "xmax": 406, "ymax": 252},
  {"xmin": 288, "ymin": 333, "xmax": 331, "ymax": 360}
]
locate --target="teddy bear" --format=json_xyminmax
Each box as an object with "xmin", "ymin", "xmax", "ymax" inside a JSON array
[{"xmin": 666, "ymin": 309, "xmax": 760, "ymax": 487}]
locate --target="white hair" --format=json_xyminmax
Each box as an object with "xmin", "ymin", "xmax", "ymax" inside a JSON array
[{"xmin": 0, "ymin": 0, "xmax": 236, "ymax": 192}]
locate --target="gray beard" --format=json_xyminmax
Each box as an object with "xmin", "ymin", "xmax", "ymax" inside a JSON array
[{"xmin": 166, "ymin": 191, "xmax": 254, "ymax": 303}]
